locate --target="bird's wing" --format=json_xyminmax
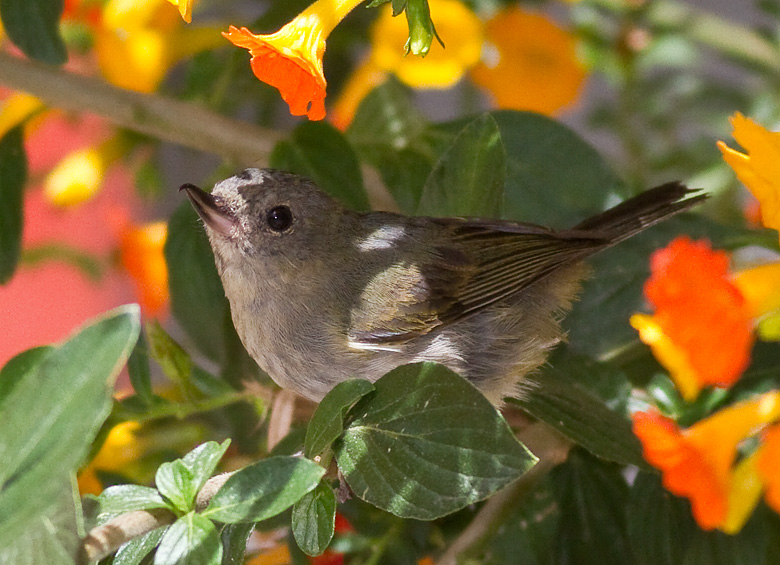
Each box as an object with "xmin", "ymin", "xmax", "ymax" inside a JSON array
[{"xmin": 347, "ymin": 222, "xmax": 605, "ymax": 350}]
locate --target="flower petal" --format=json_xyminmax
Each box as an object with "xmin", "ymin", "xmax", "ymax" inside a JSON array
[
  {"xmin": 469, "ymin": 8, "xmax": 586, "ymax": 116},
  {"xmin": 632, "ymin": 410, "xmax": 726, "ymax": 529},
  {"xmin": 223, "ymin": 25, "xmax": 327, "ymax": 120},
  {"xmin": 642, "ymin": 237, "xmax": 753, "ymax": 392},
  {"xmin": 718, "ymin": 114, "xmax": 780, "ymax": 240}
]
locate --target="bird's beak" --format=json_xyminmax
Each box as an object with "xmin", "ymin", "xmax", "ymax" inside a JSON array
[{"xmin": 180, "ymin": 183, "xmax": 236, "ymax": 237}]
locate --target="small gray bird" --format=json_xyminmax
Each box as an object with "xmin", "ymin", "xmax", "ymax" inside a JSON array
[{"xmin": 182, "ymin": 168, "xmax": 704, "ymax": 405}]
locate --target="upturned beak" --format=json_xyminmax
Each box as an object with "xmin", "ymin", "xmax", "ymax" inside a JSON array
[{"xmin": 180, "ymin": 183, "xmax": 236, "ymax": 237}]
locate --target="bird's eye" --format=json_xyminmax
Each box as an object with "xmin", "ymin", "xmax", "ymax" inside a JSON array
[{"xmin": 266, "ymin": 205, "xmax": 293, "ymax": 232}]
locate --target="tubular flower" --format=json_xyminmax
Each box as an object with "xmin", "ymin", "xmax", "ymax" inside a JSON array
[
  {"xmin": 632, "ymin": 391, "xmax": 780, "ymax": 532},
  {"xmin": 224, "ymin": 0, "xmax": 365, "ymax": 120},
  {"xmin": 118, "ymin": 220, "xmax": 169, "ymax": 317},
  {"xmin": 166, "ymin": 0, "xmax": 194, "ymax": 23},
  {"xmin": 718, "ymin": 113, "xmax": 780, "ymax": 241},
  {"xmin": 370, "ymin": 0, "xmax": 483, "ymax": 89},
  {"xmin": 469, "ymin": 8, "xmax": 586, "ymax": 116},
  {"xmin": 631, "ymin": 237, "xmax": 754, "ymax": 400}
]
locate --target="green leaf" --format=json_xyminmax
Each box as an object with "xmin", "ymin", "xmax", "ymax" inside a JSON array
[
  {"xmin": 627, "ymin": 473, "xmax": 697, "ymax": 565},
  {"xmin": 155, "ymin": 512, "xmax": 222, "ymax": 565},
  {"xmin": 204, "ymin": 457, "xmax": 325, "ymax": 523},
  {"xmin": 291, "ymin": 482, "xmax": 336, "ymax": 556},
  {"xmin": 97, "ymin": 485, "xmax": 170, "ymax": 517},
  {"xmin": 479, "ymin": 478, "xmax": 560, "ymax": 565},
  {"xmin": 127, "ymin": 332, "xmax": 154, "ymax": 405},
  {"xmin": 220, "ymin": 522, "xmax": 255, "ymax": 565},
  {"xmin": 512, "ymin": 366, "xmax": 647, "ymax": 468},
  {"xmin": 304, "ymin": 379, "xmax": 375, "ymax": 459},
  {"xmin": 417, "ymin": 113, "xmax": 506, "ymax": 217},
  {"xmin": 0, "ymin": 345, "xmax": 51, "ymax": 403},
  {"xmin": 113, "ymin": 526, "xmax": 167, "ymax": 565},
  {"xmin": 270, "ymin": 121, "xmax": 370, "ymax": 211},
  {"xmin": 146, "ymin": 320, "xmax": 192, "ymax": 384},
  {"xmin": 0, "ymin": 305, "xmax": 140, "ymax": 546},
  {"xmin": 0, "ymin": 126, "xmax": 27, "ymax": 284},
  {"xmin": 682, "ymin": 514, "xmax": 766, "ymax": 565},
  {"xmin": 551, "ymin": 449, "xmax": 632, "ymax": 565},
  {"xmin": 347, "ymin": 79, "xmax": 431, "ymax": 213},
  {"xmin": 335, "ymin": 362, "xmax": 537, "ymax": 520},
  {"xmin": 491, "ymin": 110, "xmax": 627, "ymax": 227},
  {"xmin": 0, "ymin": 480, "xmax": 81, "ymax": 565},
  {"xmin": 0, "ymin": 0, "xmax": 67, "ymax": 65},
  {"xmin": 156, "ymin": 440, "xmax": 230, "ymax": 513},
  {"xmin": 165, "ymin": 202, "xmax": 230, "ymax": 362}
]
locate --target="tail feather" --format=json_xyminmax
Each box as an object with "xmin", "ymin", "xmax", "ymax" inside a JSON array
[{"xmin": 574, "ymin": 182, "xmax": 707, "ymax": 244}]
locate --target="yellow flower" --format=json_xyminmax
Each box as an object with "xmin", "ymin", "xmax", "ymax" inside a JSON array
[
  {"xmin": 0, "ymin": 93, "xmax": 45, "ymax": 139},
  {"xmin": 732, "ymin": 262, "xmax": 780, "ymax": 321},
  {"xmin": 43, "ymin": 137, "xmax": 124, "ymax": 208},
  {"xmin": 78, "ymin": 421, "xmax": 143, "ymax": 495},
  {"xmin": 224, "ymin": 0, "xmax": 365, "ymax": 120},
  {"xmin": 166, "ymin": 0, "xmax": 194, "ymax": 23},
  {"xmin": 633, "ymin": 391, "xmax": 780, "ymax": 533},
  {"xmin": 470, "ymin": 8, "xmax": 586, "ymax": 116},
  {"xmin": 718, "ymin": 113, "xmax": 780, "ymax": 242},
  {"xmin": 370, "ymin": 0, "xmax": 483, "ymax": 89},
  {"xmin": 97, "ymin": 0, "xmax": 222, "ymax": 93}
]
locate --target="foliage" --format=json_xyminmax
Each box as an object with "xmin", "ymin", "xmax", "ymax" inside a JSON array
[{"xmin": 1, "ymin": 0, "xmax": 780, "ymax": 564}]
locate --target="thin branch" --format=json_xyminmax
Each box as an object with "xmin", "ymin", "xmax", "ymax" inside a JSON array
[
  {"xmin": 80, "ymin": 471, "xmax": 236, "ymax": 563},
  {"xmin": 0, "ymin": 52, "xmax": 281, "ymax": 165}
]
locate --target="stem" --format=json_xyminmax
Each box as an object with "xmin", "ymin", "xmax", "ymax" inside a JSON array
[{"xmin": 0, "ymin": 52, "xmax": 281, "ymax": 166}]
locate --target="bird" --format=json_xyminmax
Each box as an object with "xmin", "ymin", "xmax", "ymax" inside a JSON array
[{"xmin": 182, "ymin": 168, "xmax": 705, "ymax": 405}]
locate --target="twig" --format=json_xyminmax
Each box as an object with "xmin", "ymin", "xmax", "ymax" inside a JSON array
[
  {"xmin": 80, "ymin": 507, "xmax": 175, "ymax": 564},
  {"xmin": 0, "ymin": 51, "xmax": 281, "ymax": 165},
  {"xmin": 81, "ymin": 471, "xmax": 235, "ymax": 563}
]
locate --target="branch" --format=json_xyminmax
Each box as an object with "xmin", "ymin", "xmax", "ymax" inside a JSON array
[
  {"xmin": 80, "ymin": 472, "xmax": 235, "ymax": 563},
  {"xmin": 0, "ymin": 52, "xmax": 281, "ymax": 165}
]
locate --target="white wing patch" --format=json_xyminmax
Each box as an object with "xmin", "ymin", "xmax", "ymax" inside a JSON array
[{"xmin": 357, "ymin": 226, "xmax": 407, "ymax": 251}]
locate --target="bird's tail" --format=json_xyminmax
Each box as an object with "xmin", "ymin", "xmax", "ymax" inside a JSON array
[{"xmin": 572, "ymin": 182, "xmax": 707, "ymax": 245}]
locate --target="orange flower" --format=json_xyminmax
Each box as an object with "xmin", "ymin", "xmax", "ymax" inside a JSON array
[
  {"xmin": 118, "ymin": 220, "xmax": 169, "ymax": 317},
  {"xmin": 469, "ymin": 8, "xmax": 586, "ymax": 116},
  {"xmin": 718, "ymin": 113, "xmax": 780, "ymax": 242},
  {"xmin": 224, "ymin": 0, "xmax": 364, "ymax": 120},
  {"xmin": 633, "ymin": 391, "xmax": 780, "ymax": 532},
  {"xmin": 631, "ymin": 237, "xmax": 754, "ymax": 400}
]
